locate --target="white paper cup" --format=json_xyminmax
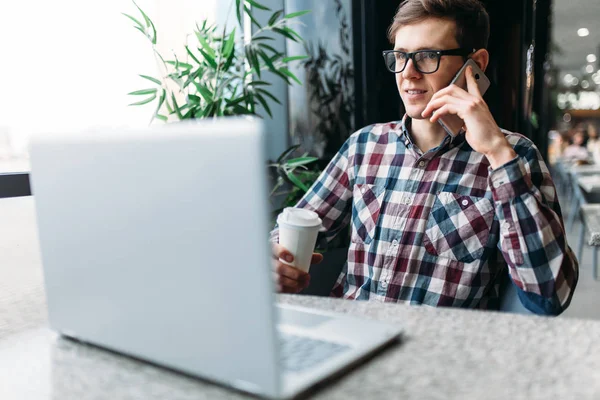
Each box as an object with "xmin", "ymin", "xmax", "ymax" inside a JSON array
[{"xmin": 277, "ymin": 208, "xmax": 322, "ymax": 272}]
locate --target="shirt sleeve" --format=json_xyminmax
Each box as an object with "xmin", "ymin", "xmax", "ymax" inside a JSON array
[
  {"xmin": 270, "ymin": 139, "xmax": 353, "ymax": 248},
  {"xmin": 489, "ymin": 135, "xmax": 579, "ymax": 315}
]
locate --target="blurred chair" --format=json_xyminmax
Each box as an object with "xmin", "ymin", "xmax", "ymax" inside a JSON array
[
  {"xmin": 567, "ymin": 168, "xmax": 600, "ymax": 232},
  {"xmin": 579, "ymin": 204, "xmax": 600, "ymax": 280}
]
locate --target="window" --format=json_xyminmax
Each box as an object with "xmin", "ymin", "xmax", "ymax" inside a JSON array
[{"xmin": 0, "ymin": 0, "xmax": 220, "ymax": 174}]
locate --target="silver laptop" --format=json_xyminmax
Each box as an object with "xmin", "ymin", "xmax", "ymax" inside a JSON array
[{"xmin": 28, "ymin": 118, "xmax": 402, "ymax": 399}]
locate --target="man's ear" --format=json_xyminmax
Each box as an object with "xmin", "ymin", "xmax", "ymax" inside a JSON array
[{"xmin": 470, "ymin": 49, "xmax": 490, "ymax": 72}]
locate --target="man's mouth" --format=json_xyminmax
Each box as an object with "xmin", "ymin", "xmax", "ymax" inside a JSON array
[{"xmin": 405, "ymin": 89, "xmax": 427, "ymax": 95}]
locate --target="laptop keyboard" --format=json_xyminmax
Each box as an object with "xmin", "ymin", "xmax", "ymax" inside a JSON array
[{"xmin": 278, "ymin": 333, "xmax": 351, "ymax": 372}]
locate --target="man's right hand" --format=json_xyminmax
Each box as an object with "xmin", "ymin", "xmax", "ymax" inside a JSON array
[{"xmin": 271, "ymin": 244, "xmax": 324, "ymax": 293}]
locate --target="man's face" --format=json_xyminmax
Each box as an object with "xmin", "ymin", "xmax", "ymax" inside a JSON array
[{"xmin": 393, "ymin": 18, "xmax": 466, "ymax": 120}]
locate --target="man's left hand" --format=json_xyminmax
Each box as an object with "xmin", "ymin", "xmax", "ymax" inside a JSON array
[{"xmin": 421, "ymin": 66, "xmax": 517, "ymax": 169}]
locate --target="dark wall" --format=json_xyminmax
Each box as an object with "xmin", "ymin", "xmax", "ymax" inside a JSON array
[
  {"xmin": 352, "ymin": 0, "xmax": 552, "ymax": 158},
  {"xmin": 353, "ymin": 0, "xmax": 403, "ymax": 128}
]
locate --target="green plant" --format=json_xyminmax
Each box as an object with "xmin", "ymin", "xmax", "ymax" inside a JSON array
[
  {"xmin": 124, "ymin": 0, "xmax": 324, "ymax": 232},
  {"xmin": 268, "ymin": 144, "xmax": 320, "ymax": 215},
  {"xmin": 123, "ymin": 0, "xmax": 311, "ymax": 121}
]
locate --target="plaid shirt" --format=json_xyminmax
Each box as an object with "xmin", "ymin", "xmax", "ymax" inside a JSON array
[{"xmin": 272, "ymin": 116, "xmax": 578, "ymax": 314}]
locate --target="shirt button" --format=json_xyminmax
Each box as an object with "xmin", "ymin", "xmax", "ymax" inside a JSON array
[
  {"xmin": 493, "ymin": 181, "xmax": 502, "ymax": 188},
  {"xmin": 418, "ymin": 161, "xmax": 426, "ymax": 167},
  {"xmin": 392, "ymin": 239, "xmax": 399, "ymax": 246},
  {"xmin": 381, "ymin": 281, "xmax": 388, "ymax": 289},
  {"xmin": 461, "ymin": 199, "xmax": 469, "ymax": 206},
  {"xmin": 404, "ymin": 197, "xmax": 412, "ymax": 205}
]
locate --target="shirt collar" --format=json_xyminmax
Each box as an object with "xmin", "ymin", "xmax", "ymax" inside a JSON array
[{"xmin": 398, "ymin": 114, "xmax": 465, "ymax": 150}]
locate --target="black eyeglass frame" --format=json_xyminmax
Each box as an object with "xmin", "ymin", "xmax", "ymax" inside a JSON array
[{"xmin": 382, "ymin": 48, "xmax": 475, "ymax": 74}]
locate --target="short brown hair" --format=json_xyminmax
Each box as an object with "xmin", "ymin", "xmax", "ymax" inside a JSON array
[{"xmin": 387, "ymin": 0, "xmax": 490, "ymax": 51}]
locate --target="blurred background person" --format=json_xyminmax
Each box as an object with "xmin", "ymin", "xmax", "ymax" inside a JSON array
[
  {"xmin": 562, "ymin": 128, "xmax": 591, "ymax": 164},
  {"xmin": 586, "ymin": 123, "xmax": 600, "ymax": 164}
]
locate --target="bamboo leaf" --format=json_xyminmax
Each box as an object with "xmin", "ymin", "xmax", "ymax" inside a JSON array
[
  {"xmin": 247, "ymin": 80, "xmax": 271, "ymax": 87},
  {"xmin": 255, "ymin": 92, "xmax": 272, "ymax": 118},
  {"xmin": 154, "ymin": 89, "xmax": 166, "ymax": 118},
  {"xmin": 165, "ymin": 98, "xmax": 173, "ymax": 114},
  {"xmin": 253, "ymin": 35, "xmax": 275, "ymax": 42},
  {"xmin": 128, "ymin": 88, "xmax": 157, "ymax": 96},
  {"xmin": 122, "ymin": 13, "xmax": 144, "ymax": 29},
  {"xmin": 196, "ymin": 33, "xmax": 216, "ymax": 58},
  {"xmin": 285, "ymin": 157, "xmax": 318, "ymax": 168},
  {"xmin": 277, "ymin": 145, "xmax": 301, "ymax": 162},
  {"xmin": 286, "ymin": 172, "xmax": 309, "ymax": 192},
  {"xmin": 272, "ymin": 27, "xmax": 297, "ymax": 42},
  {"xmin": 194, "ymin": 82, "xmax": 214, "ymax": 102},
  {"xmin": 226, "ymin": 96, "xmax": 248, "ymax": 106},
  {"xmin": 235, "ymin": 0, "xmax": 243, "ymax": 26},
  {"xmin": 128, "ymin": 93, "xmax": 156, "ymax": 106},
  {"xmin": 244, "ymin": 5, "xmax": 262, "ymax": 28},
  {"xmin": 187, "ymin": 94, "xmax": 201, "ymax": 104},
  {"xmin": 257, "ymin": 49, "xmax": 276, "ymax": 71},
  {"xmin": 198, "ymin": 48, "xmax": 218, "ymax": 69},
  {"xmin": 284, "ymin": 10, "xmax": 310, "ymax": 19},
  {"xmin": 282, "ymin": 55, "xmax": 308, "ymax": 63},
  {"xmin": 246, "ymin": 0, "xmax": 271, "ymax": 11},
  {"xmin": 155, "ymin": 114, "xmax": 168, "ymax": 121},
  {"xmin": 231, "ymin": 104, "xmax": 250, "ymax": 114},
  {"xmin": 223, "ymin": 47, "xmax": 236, "ymax": 71},
  {"xmin": 256, "ymin": 88, "xmax": 281, "ymax": 104},
  {"xmin": 245, "ymin": 47, "xmax": 261, "ymax": 78},
  {"xmin": 257, "ymin": 42, "xmax": 279, "ymax": 54},
  {"xmin": 223, "ymin": 28, "xmax": 236, "ymax": 57},
  {"xmin": 268, "ymin": 10, "xmax": 284, "ymax": 26},
  {"xmin": 132, "ymin": 1, "xmax": 151, "ymax": 26},
  {"xmin": 139, "ymin": 74, "xmax": 161, "ymax": 85},
  {"xmin": 279, "ymin": 67, "xmax": 302, "ymax": 85},
  {"xmin": 149, "ymin": 17, "xmax": 157, "ymax": 44},
  {"xmin": 171, "ymin": 93, "xmax": 184, "ymax": 119},
  {"xmin": 185, "ymin": 46, "xmax": 201, "ymax": 65},
  {"xmin": 165, "ymin": 60, "xmax": 194, "ymax": 69},
  {"xmin": 283, "ymin": 26, "xmax": 303, "ymax": 41},
  {"xmin": 272, "ymin": 68, "xmax": 291, "ymax": 84},
  {"xmin": 133, "ymin": 25, "xmax": 147, "ymax": 37}
]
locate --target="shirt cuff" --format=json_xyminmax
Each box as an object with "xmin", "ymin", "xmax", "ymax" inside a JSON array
[{"xmin": 488, "ymin": 156, "xmax": 533, "ymax": 202}]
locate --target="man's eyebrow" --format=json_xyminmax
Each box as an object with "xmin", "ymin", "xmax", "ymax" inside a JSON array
[{"xmin": 393, "ymin": 47, "xmax": 434, "ymax": 52}]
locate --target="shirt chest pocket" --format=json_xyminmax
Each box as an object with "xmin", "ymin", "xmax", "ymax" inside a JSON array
[
  {"xmin": 351, "ymin": 184, "xmax": 385, "ymax": 244},
  {"xmin": 423, "ymin": 192, "xmax": 495, "ymax": 264}
]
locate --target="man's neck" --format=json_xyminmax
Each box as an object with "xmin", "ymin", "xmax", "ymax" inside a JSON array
[{"xmin": 409, "ymin": 117, "xmax": 449, "ymax": 154}]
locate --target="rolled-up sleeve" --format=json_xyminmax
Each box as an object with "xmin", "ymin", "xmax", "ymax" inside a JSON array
[{"xmin": 489, "ymin": 136, "xmax": 578, "ymax": 315}]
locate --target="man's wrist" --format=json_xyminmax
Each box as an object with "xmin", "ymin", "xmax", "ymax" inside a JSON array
[{"xmin": 485, "ymin": 141, "xmax": 517, "ymax": 169}]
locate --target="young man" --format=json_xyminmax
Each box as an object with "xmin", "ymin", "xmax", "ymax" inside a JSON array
[{"xmin": 271, "ymin": 0, "xmax": 578, "ymax": 315}]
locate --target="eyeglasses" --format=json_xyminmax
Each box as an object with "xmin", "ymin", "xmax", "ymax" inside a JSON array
[{"xmin": 382, "ymin": 48, "xmax": 473, "ymax": 74}]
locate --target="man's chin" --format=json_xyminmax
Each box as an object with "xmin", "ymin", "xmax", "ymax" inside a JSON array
[{"xmin": 405, "ymin": 108, "xmax": 427, "ymax": 120}]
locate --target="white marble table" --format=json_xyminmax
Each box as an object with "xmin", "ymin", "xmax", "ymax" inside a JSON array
[
  {"xmin": 570, "ymin": 164, "xmax": 600, "ymax": 176},
  {"xmin": 2, "ymin": 197, "xmax": 600, "ymax": 400},
  {"xmin": 578, "ymin": 175, "xmax": 600, "ymax": 193}
]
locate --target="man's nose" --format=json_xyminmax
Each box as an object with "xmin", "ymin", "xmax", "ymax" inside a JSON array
[{"xmin": 402, "ymin": 58, "xmax": 422, "ymax": 79}]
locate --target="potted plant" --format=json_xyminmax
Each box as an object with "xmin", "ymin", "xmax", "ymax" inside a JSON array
[
  {"xmin": 124, "ymin": 0, "xmax": 321, "ymax": 218},
  {"xmin": 124, "ymin": 1, "xmax": 348, "ymax": 295}
]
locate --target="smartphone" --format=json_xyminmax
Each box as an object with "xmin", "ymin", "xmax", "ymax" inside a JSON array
[{"xmin": 438, "ymin": 59, "xmax": 490, "ymax": 137}]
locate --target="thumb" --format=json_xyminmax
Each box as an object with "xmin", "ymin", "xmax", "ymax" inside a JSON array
[{"xmin": 311, "ymin": 253, "xmax": 324, "ymax": 264}]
